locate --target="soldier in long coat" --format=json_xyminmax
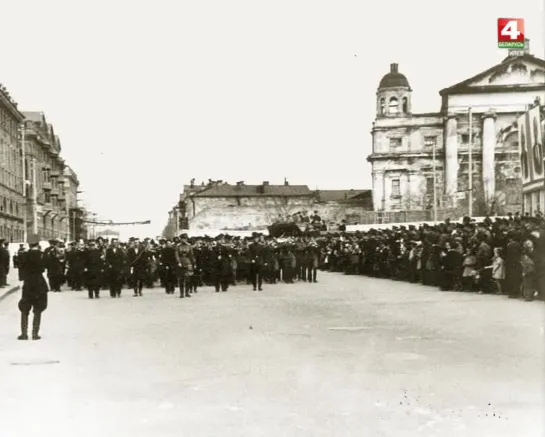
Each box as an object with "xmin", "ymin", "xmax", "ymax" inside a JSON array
[
  {"xmin": 158, "ymin": 239, "xmax": 177, "ymax": 294},
  {"xmin": 17, "ymin": 235, "xmax": 48, "ymax": 340},
  {"xmin": 0, "ymin": 239, "xmax": 10, "ymax": 287},
  {"xmin": 128, "ymin": 241, "xmax": 154, "ymax": 297},
  {"xmin": 211, "ymin": 241, "xmax": 232, "ymax": 292},
  {"xmin": 105, "ymin": 238, "xmax": 126, "ymax": 297},
  {"xmin": 175, "ymin": 233, "xmax": 195, "ymax": 298},
  {"xmin": 13, "ymin": 244, "xmax": 26, "ymax": 281},
  {"xmin": 84, "ymin": 240, "xmax": 104, "ymax": 299},
  {"xmin": 305, "ymin": 239, "xmax": 320, "ymax": 283},
  {"xmin": 248, "ymin": 233, "xmax": 265, "ymax": 291},
  {"xmin": 45, "ymin": 240, "xmax": 65, "ymax": 292}
]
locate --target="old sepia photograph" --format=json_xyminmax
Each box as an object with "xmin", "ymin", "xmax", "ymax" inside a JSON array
[{"xmin": 0, "ymin": 1, "xmax": 544, "ymax": 436}]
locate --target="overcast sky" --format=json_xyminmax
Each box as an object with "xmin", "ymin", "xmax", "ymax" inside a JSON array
[{"xmin": 1, "ymin": 0, "xmax": 544, "ymax": 235}]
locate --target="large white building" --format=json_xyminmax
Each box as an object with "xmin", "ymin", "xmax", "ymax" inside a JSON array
[{"xmin": 368, "ymin": 41, "xmax": 545, "ymax": 216}]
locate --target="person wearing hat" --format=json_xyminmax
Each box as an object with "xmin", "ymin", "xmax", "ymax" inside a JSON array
[
  {"xmin": 44, "ymin": 239, "xmax": 65, "ymax": 292},
  {"xmin": 0, "ymin": 238, "xmax": 10, "ymax": 288},
  {"xmin": 175, "ymin": 233, "xmax": 195, "ymax": 298},
  {"xmin": 158, "ymin": 239, "xmax": 177, "ymax": 294},
  {"xmin": 17, "ymin": 234, "xmax": 48, "ymax": 340},
  {"xmin": 105, "ymin": 238, "xmax": 126, "ymax": 297},
  {"xmin": 248, "ymin": 233, "xmax": 265, "ymax": 291},
  {"xmin": 83, "ymin": 240, "xmax": 105, "ymax": 299},
  {"xmin": 13, "ymin": 243, "xmax": 27, "ymax": 282},
  {"xmin": 127, "ymin": 240, "xmax": 154, "ymax": 297}
]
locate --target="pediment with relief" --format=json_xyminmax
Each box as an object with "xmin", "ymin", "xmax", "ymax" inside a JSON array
[
  {"xmin": 469, "ymin": 60, "xmax": 545, "ymax": 87},
  {"xmin": 440, "ymin": 55, "xmax": 545, "ymax": 95}
]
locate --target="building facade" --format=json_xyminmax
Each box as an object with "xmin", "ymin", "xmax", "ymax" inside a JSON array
[
  {"xmin": 64, "ymin": 165, "xmax": 86, "ymax": 240},
  {"xmin": 0, "ymin": 83, "xmax": 26, "ymax": 242},
  {"xmin": 164, "ymin": 181, "xmax": 378, "ymax": 233},
  {"xmin": 368, "ymin": 42, "xmax": 545, "ymax": 216},
  {"xmin": 23, "ymin": 111, "xmax": 79, "ymax": 240},
  {"xmin": 518, "ymin": 103, "xmax": 545, "ymax": 213},
  {"xmin": 178, "ymin": 181, "xmax": 315, "ymax": 230}
]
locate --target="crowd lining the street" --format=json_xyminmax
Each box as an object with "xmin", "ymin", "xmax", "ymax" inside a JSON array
[
  {"xmin": 11, "ymin": 213, "xmax": 543, "ymax": 340},
  {"xmin": 11, "ymin": 212, "xmax": 545, "ymax": 303}
]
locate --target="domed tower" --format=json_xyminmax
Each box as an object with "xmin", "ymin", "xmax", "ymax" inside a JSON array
[{"xmin": 376, "ymin": 63, "xmax": 412, "ymax": 117}]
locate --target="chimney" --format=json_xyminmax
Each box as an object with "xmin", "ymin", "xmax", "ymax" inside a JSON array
[
  {"xmin": 390, "ymin": 63, "xmax": 398, "ymax": 73},
  {"xmin": 259, "ymin": 181, "xmax": 269, "ymax": 194},
  {"xmin": 284, "ymin": 177, "xmax": 289, "ymax": 186}
]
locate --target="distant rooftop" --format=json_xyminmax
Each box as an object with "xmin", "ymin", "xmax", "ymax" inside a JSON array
[{"xmin": 183, "ymin": 181, "xmax": 312, "ymax": 197}]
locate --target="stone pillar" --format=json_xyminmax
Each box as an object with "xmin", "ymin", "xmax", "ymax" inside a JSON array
[
  {"xmin": 482, "ymin": 111, "xmax": 496, "ymax": 205},
  {"xmin": 444, "ymin": 114, "xmax": 459, "ymax": 199},
  {"xmin": 372, "ymin": 170, "xmax": 384, "ymax": 211}
]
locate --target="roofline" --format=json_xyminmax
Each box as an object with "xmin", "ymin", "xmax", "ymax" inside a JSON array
[
  {"xmin": 440, "ymin": 84, "xmax": 545, "ymax": 96},
  {"xmin": 439, "ymin": 54, "xmax": 545, "ymax": 96},
  {"xmin": 0, "ymin": 92, "xmax": 24, "ymax": 121},
  {"xmin": 191, "ymin": 193, "xmax": 314, "ymax": 198}
]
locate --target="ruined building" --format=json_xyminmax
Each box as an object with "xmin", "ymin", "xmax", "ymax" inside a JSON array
[{"xmin": 368, "ymin": 41, "xmax": 545, "ymax": 216}]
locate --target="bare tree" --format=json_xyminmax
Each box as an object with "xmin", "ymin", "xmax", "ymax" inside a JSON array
[{"xmin": 161, "ymin": 221, "xmax": 176, "ymax": 239}]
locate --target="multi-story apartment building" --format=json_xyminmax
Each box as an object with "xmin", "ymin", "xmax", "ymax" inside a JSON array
[
  {"xmin": 0, "ymin": 83, "xmax": 26, "ymax": 242},
  {"xmin": 64, "ymin": 165, "xmax": 86, "ymax": 240},
  {"xmin": 22, "ymin": 111, "xmax": 75, "ymax": 240}
]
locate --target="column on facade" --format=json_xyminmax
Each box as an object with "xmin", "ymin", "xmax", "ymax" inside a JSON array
[
  {"xmin": 372, "ymin": 170, "xmax": 385, "ymax": 211},
  {"xmin": 444, "ymin": 114, "xmax": 459, "ymax": 199},
  {"xmin": 482, "ymin": 111, "xmax": 496, "ymax": 205}
]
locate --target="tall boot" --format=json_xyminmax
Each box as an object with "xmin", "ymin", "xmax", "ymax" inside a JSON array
[
  {"xmin": 32, "ymin": 312, "xmax": 42, "ymax": 340},
  {"xmin": 18, "ymin": 313, "xmax": 29, "ymax": 340}
]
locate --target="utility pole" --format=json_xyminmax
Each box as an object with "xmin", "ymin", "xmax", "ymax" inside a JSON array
[
  {"xmin": 468, "ymin": 107, "xmax": 473, "ymax": 217},
  {"xmin": 20, "ymin": 124, "xmax": 27, "ymax": 242},
  {"xmin": 31, "ymin": 158, "xmax": 38, "ymax": 235},
  {"xmin": 432, "ymin": 137, "xmax": 437, "ymax": 221}
]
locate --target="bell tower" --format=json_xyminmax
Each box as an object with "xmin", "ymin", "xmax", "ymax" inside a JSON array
[{"xmin": 376, "ymin": 63, "xmax": 412, "ymax": 117}]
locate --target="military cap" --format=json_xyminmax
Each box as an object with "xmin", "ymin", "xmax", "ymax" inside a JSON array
[
  {"xmin": 179, "ymin": 233, "xmax": 188, "ymax": 239},
  {"xmin": 158, "ymin": 239, "xmax": 166, "ymax": 244},
  {"xmin": 28, "ymin": 234, "xmax": 40, "ymax": 246}
]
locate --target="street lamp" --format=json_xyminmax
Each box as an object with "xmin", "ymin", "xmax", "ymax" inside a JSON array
[{"xmin": 18, "ymin": 123, "xmax": 28, "ymax": 242}]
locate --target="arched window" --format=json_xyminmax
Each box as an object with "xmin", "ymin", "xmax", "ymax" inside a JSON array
[
  {"xmin": 380, "ymin": 98, "xmax": 385, "ymax": 114},
  {"xmin": 402, "ymin": 97, "xmax": 408, "ymax": 113},
  {"xmin": 388, "ymin": 97, "xmax": 398, "ymax": 114}
]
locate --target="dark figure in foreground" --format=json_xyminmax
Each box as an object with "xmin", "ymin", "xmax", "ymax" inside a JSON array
[
  {"xmin": 17, "ymin": 235, "xmax": 48, "ymax": 340},
  {"xmin": 0, "ymin": 239, "xmax": 10, "ymax": 287}
]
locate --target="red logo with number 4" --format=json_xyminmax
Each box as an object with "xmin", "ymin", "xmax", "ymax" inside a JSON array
[{"xmin": 497, "ymin": 18, "xmax": 525, "ymax": 48}]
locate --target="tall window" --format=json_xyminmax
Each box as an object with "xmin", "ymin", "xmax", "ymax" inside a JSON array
[
  {"xmin": 391, "ymin": 179, "xmax": 400, "ymax": 196},
  {"xmin": 380, "ymin": 98, "xmax": 385, "ymax": 114},
  {"xmin": 388, "ymin": 97, "xmax": 398, "ymax": 114},
  {"xmin": 402, "ymin": 97, "xmax": 408, "ymax": 113},
  {"xmin": 426, "ymin": 177, "xmax": 434, "ymax": 194},
  {"xmin": 44, "ymin": 191, "xmax": 51, "ymax": 203}
]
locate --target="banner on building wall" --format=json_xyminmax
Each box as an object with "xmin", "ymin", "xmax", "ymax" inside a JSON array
[{"xmin": 518, "ymin": 105, "xmax": 544, "ymax": 187}]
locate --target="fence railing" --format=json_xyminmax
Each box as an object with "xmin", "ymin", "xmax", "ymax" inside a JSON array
[{"xmin": 345, "ymin": 208, "xmax": 460, "ymax": 225}]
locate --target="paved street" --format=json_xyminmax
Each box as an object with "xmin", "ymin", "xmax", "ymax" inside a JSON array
[{"xmin": 1, "ymin": 272, "xmax": 543, "ymax": 437}]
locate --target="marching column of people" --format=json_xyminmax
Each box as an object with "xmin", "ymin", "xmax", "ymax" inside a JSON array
[{"xmin": 11, "ymin": 232, "xmax": 322, "ymax": 307}]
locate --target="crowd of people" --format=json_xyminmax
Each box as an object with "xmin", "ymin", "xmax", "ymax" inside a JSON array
[{"xmin": 11, "ymin": 213, "xmax": 543, "ymax": 340}]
